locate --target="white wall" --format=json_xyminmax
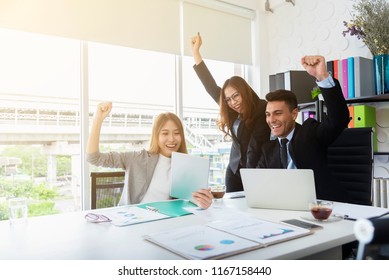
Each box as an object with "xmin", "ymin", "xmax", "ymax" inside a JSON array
[{"xmin": 258, "ymin": 0, "xmax": 370, "ymax": 89}]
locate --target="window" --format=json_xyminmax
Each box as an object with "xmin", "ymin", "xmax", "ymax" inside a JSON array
[
  {"xmin": 0, "ymin": 29, "xmax": 81, "ymax": 218},
  {"xmin": 87, "ymin": 42, "xmax": 176, "ymax": 174},
  {"xmin": 0, "ymin": 23, "xmax": 250, "ymax": 219},
  {"xmin": 89, "ymin": 42, "xmax": 176, "ymax": 107}
]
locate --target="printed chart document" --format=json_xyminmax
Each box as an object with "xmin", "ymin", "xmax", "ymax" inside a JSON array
[
  {"xmin": 96, "ymin": 205, "xmax": 170, "ymax": 227},
  {"xmin": 144, "ymin": 217, "xmax": 312, "ymax": 259},
  {"xmin": 207, "ymin": 217, "xmax": 312, "ymax": 246},
  {"xmin": 144, "ymin": 224, "xmax": 262, "ymax": 260}
]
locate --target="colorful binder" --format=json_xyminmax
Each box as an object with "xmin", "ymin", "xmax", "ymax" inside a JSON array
[
  {"xmin": 327, "ymin": 60, "xmax": 334, "ymax": 75},
  {"xmin": 269, "ymin": 71, "xmax": 316, "ymax": 104},
  {"xmin": 333, "ymin": 59, "xmax": 339, "ymax": 80},
  {"xmin": 342, "ymin": 58, "xmax": 349, "ymax": 99},
  {"xmin": 347, "ymin": 57, "xmax": 355, "ymax": 98},
  {"xmin": 303, "ymin": 111, "xmax": 316, "ymax": 121},
  {"xmin": 353, "ymin": 105, "xmax": 377, "ymax": 151},
  {"xmin": 348, "ymin": 105, "xmax": 354, "ymax": 128},
  {"xmin": 269, "ymin": 74, "xmax": 276, "ymax": 91},
  {"xmin": 337, "ymin": 60, "xmax": 343, "ymax": 96},
  {"xmin": 354, "ymin": 57, "xmax": 375, "ymax": 97},
  {"xmin": 283, "ymin": 70, "xmax": 317, "ymax": 104}
]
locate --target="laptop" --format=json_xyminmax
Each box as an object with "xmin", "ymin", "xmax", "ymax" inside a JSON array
[
  {"xmin": 240, "ymin": 169, "xmax": 317, "ymax": 211},
  {"xmin": 170, "ymin": 152, "xmax": 210, "ymax": 200}
]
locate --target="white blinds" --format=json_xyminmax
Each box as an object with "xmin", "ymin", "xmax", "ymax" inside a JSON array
[
  {"xmin": 182, "ymin": 0, "xmax": 254, "ymax": 64},
  {"xmin": 0, "ymin": 0, "xmax": 254, "ymax": 63},
  {"xmin": 0, "ymin": 0, "xmax": 181, "ymax": 54}
]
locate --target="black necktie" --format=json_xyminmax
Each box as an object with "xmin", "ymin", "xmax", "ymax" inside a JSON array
[{"xmin": 281, "ymin": 138, "xmax": 289, "ymax": 169}]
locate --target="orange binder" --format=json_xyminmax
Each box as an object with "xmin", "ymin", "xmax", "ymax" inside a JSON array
[
  {"xmin": 333, "ymin": 59, "xmax": 339, "ymax": 80},
  {"xmin": 348, "ymin": 105, "xmax": 354, "ymax": 128}
]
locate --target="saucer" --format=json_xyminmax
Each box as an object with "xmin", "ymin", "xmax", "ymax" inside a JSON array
[{"xmin": 300, "ymin": 213, "xmax": 343, "ymax": 223}]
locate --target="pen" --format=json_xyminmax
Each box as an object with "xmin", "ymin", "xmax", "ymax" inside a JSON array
[
  {"xmin": 340, "ymin": 211, "xmax": 389, "ymax": 221},
  {"xmin": 332, "ymin": 214, "xmax": 356, "ymax": 221},
  {"xmin": 343, "ymin": 215, "xmax": 356, "ymax": 221},
  {"xmin": 229, "ymin": 194, "xmax": 245, "ymax": 199}
]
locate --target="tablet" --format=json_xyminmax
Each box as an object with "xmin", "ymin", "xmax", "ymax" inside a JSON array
[{"xmin": 170, "ymin": 152, "xmax": 210, "ymax": 200}]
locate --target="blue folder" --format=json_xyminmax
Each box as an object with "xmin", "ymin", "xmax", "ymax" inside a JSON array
[{"xmin": 137, "ymin": 199, "xmax": 197, "ymax": 217}]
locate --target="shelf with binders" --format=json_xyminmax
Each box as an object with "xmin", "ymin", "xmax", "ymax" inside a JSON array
[
  {"xmin": 276, "ymin": 57, "xmax": 389, "ymax": 158},
  {"xmin": 298, "ymin": 94, "xmax": 389, "ymax": 109},
  {"xmin": 271, "ymin": 57, "xmax": 389, "ymax": 155},
  {"xmin": 345, "ymin": 95, "xmax": 389, "ymax": 155},
  {"xmin": 298, "ymin": 99, "xmax": 389, "ymax": 155},
  {"xmin": 345, "ymin": 94, "xmax": 389, "ymax": 104}
]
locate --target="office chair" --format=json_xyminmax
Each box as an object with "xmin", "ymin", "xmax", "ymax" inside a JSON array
[
  {"xmin": 90, "ymin": 171, "xmax": 125, "ymax": 209},
  {"xmin": 327, "ymin": 127, "xmax": 374, "ymax": 205},
  {"xmin": 327, "ymin": 128, "xmax": 374, "ymax": 259}
]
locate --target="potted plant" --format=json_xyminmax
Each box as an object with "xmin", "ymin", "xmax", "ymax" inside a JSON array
[{"xmin": 343, "ymin": 0, "xmax": 389, "ymax": 95}]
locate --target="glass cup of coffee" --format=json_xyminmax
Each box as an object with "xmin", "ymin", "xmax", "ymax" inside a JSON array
[
  {"xmin": 309, "ymin": 200, "xmax": 333, "ymax": 221},
  {"xmin": 211, "ymin": 185, "xmax": 226, "ymax": 201}
]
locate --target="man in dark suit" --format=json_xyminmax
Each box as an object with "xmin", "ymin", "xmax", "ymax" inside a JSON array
[{"xmin": 257, "ymin": 55, "xmax": 350, "ymax": 202}]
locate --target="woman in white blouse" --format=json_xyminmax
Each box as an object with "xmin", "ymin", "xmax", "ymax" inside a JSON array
[{"xmin": 86, "ymin": 102, "xmax": 213, "ymax": 209}]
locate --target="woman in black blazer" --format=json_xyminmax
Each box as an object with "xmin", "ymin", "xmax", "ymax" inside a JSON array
[{"xmin": 190, "ymin": 33, "xmax": 270, "ymax": 192}]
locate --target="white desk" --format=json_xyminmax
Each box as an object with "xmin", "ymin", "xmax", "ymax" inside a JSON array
[{"xmin": 0, "ymin": 197, "xmax": 357, "ymax": 260}]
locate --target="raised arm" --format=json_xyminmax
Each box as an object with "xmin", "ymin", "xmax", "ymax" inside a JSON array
[
  {"xmin": 301, "ymin": 55, "xmax": 349, "ymax": 144},
  {"xmin": 190, "ymin": 33, "xmax": 221, "ymax": 104},
  {"xmin": 190, "ymin": 32, "xmax": 203, "ymax": 66},
  {"xmin": 301, "ymin": 55, "xmax": 329, "ymax": 81},
  {"xmin": 87, "ymin": 102, "xmax": 112, "ymax": 154}
]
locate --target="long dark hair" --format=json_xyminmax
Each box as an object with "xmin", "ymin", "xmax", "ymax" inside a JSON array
[{"xmin": 218, "ymin": 76, "xmax": 260, "ymax": 138}]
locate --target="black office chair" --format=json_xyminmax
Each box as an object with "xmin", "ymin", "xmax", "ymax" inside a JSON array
[
  {"xmin": 327, "ymin": 127, "xmax": 374, "ymax": 206},
  {"xmin": 327, "ymin": 128, "xmax": 374, "ymax": 259},
  {"xmin": 90, "ymin": 171, "xmax": 125, "ymax": 209}
]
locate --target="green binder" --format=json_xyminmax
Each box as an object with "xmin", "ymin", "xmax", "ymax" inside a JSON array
[
  {"xmin": 353, "ymin": 105, "xmax": 377, "ymax": 152},
  {"xmin": 137, "ymin": 199, "xmax": 197, "ymax": 217}
]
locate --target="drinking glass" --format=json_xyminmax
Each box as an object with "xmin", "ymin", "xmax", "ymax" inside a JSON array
[
  {"xmin": 211, "ymin": 185, "xmax": 226, "ymax": 202},
  {"xmin": 309, "ymin": 200, "xmax": 333, "ymax": 221},
  {"xmin": 8, "ymin": 197, "xmax": 28, "ymax": 225}
]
